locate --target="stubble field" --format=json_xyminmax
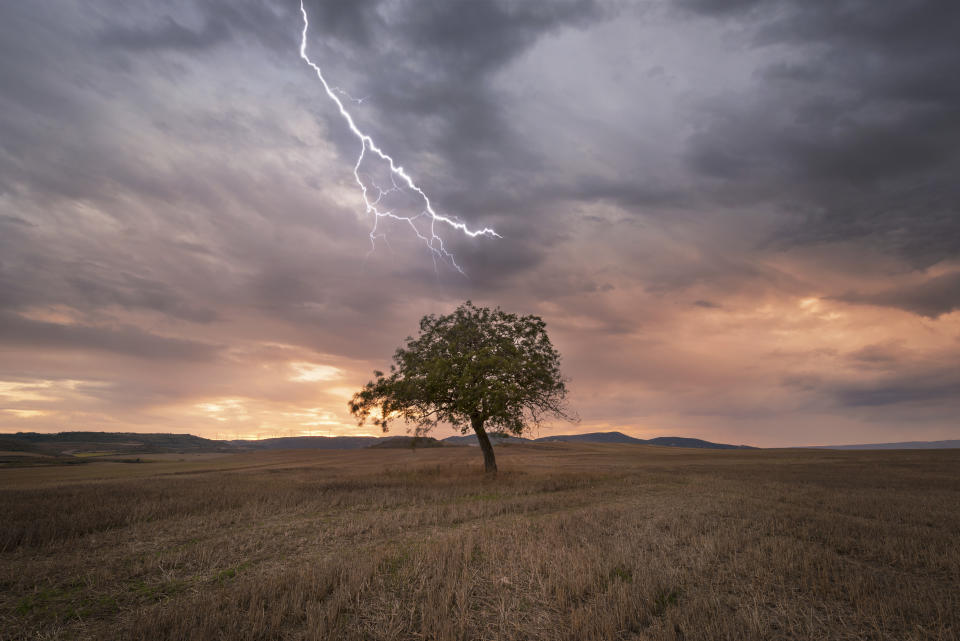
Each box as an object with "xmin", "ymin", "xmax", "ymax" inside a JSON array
[{"xmin": 1, "ymin": 444, "xmax": 957, "ymax": 640}]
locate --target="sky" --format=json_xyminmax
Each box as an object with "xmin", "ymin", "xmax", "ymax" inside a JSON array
[{"xmin": 1, "ymin": 0, "xmax": 958, "ymax": 447}]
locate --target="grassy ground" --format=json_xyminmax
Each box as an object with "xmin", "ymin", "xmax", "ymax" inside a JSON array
[{"xmin": 0, "ymin": 444, "xmax": 957, "ymax": 640}]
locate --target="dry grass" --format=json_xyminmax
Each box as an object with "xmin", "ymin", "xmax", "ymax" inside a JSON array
[{"xmin": 0, "ymin": 444, "xmax": 957, "ymax": 640}]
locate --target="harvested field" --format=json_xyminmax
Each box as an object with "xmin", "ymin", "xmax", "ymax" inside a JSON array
[{"xmin": 1, "ymin": 444, "xmax": 957, "ymax": 640}]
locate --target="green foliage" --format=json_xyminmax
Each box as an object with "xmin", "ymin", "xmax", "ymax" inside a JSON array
[
  {"xmin": 349, "ymin": 301, "xmax": 574, "ymax": 437},
  {"xmin": 652, "ymin": 587, "xmax": 682, "ymax": 618}
]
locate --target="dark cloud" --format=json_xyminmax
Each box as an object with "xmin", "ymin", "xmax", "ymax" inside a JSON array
[
  {"xmin": 780, "ymin": 373, "xmax": 822, "ymax": 393},
  {"xmin": 395, "ymin": 0, "xmax": 602, "ymax": 77},
  {"xmin": 0, "ymin": 232, "xmax": 221, "ymax": 324},
  {"xmin": 0, "ymin": 214, "xmax": 33, "ymax": 227},
  {"xmin": 97, "ymin": 2, "xmax": 298, "ymax": 54},
  {"xmin": 778, "ymin": 354, "xmax": 960, "ymax": 416},
  {"xmin": 845, "ymin": 342, "xmax": 904, "ymax": 368},
  {"xmin": 0, "ymin": 0, "xmax": 957, "ymax": 443},
  {"xmin": 298, "ymin": 0, "xmax": 605, "ymax": 238},
  {"xmin": 301, "ymin": 0, "xmax": 383, "ymax": 46},
  {"xmin": 677, "ymin": 0, "xmax": 765, "ymax": 16},
  {"xmin": 65, "ymin": 274, "xmax": 220, "ymax": 323},
  {"xmin": 833, "ymin": 367, "xmax": 960, "ymax": 408},
  {"xmin": 0, "ymin": 313, "xmax": 220, "ymax": 361},
  {"xmin": 834, "ymin": 270, "xmax": 960, "ymax": 318},
  {"xmin": 681, "ymin": 0, "xmax": 960, "ymax": 268},
  {"xmin": 99, "ymin": 16, "xmax": 232, "ymax": 51},
  {"xmin": 561, "ymin": 177, "xmax": 689, "ymax": 210}
]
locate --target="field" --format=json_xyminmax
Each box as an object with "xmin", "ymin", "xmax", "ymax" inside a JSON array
[{"xmin": 1, "ymin": 444, "xmax": 957, "ymax": 640}]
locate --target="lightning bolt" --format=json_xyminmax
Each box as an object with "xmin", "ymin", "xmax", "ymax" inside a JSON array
[
  {"xmin": 330, "ymin": 86, "xmax": 366, "ymax": 104},
  {"xmin": 298, "ymin": 1, "xmax": 499, "ymax": 274}
]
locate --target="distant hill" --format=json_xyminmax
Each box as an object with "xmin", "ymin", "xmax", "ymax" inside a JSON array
[
  {"xmin": 532, "ymin": 432, "xmax": 752, "ymax": 449},
  {"xmin": 443, "ymin": 433, "xmax": 533, "ymax": 446},
  {"xmin": 7, "ymin": 431, "xmax": 953, "ymax": 455},
  {"xmin": 646, "ymin": 437, "xmax": 754, "ymax": 450},
  {"xmin": 368, "ymin": 436, "xmax": 444, "ymax": 449},
  {"xmin": 810, "ymin": 440, "xmax": 960, "ymax": 450},
  {"xmin": 232, "ymin": 436, "xmax": 380, "ymax": 450},
  {"xmin": 2, "ymin": 430, "xmax": 757, "ymax": 457},
  {"xmin": 4, "ymin": 431, "xmax": 232, "ymax": 455},
  {"xmin": 0, "ymin": 436, "xmax": 47, "ymax": 453},
  {"xmin": 535, "ymin": 431, "xmax": 644, "ymax": 444},
  {"xmin": 444, "ymin": 431, "xmax": 752, "ymax": 449},
  {"xmin": 0, "ymin": 436, "xmax": 63, "ymax": 464}
]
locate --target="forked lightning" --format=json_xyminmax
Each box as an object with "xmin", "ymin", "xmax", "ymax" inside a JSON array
[{"xmin": 298, "ymin": 1, "xmax": 499, "ymax": 273}]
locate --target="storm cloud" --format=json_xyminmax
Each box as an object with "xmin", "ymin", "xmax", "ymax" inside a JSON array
[{"xmin": 0, "ymin": 0, "xmax": 957, "ymax": 446}]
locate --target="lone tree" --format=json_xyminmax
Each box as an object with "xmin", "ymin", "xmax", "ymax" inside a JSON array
[{"xmin": 349, "ymin": 301, "xmax": 574, "ymax": 473}]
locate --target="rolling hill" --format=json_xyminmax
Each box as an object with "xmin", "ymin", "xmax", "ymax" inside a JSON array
[
  {"xmin": 2, "ymin": 430, "xmax": 759, "ymax": 457},
  {"xmin": 368, "ymin": 436, "xmax": 444, "ymax": 449},
  {"xmin": 3, "ymin": 431, "xmax": 233, "ymax": 455},
  {"xmin": 231, "ymin": 436, "xmax": 380, "ymax": 450},
  {"xmin": 443, "ymin": 433, "xmax": 532, "ymax": 446},
  {"xmin": 446, "ymin": 431, "xmax": 752, "ymax": 449},
  {"xmin": 535, "ymin": 431, "xmax": 644, "ymax": 444},
  {"xmin": 646, "ymin": 436, "xmax": 754, "ymax": 450},
  {"xmin": 809, "ymin": 440, "xmax": 960, "ymax": 450}
]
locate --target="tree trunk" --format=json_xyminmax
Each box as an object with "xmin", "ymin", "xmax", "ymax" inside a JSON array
[{"xmin": 471, "ymin": 415, "xmax": 498, "ymax": 475}]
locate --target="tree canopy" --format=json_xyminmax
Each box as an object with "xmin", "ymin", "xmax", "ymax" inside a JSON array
[{"xmin": 348, "ymin": 301, "xmax": 574, "ymax": 473}]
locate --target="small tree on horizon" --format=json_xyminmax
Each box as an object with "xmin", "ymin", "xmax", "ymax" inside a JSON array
[{"xmin": 348, "ymin": 301, "xmax": 575, "ymax": 474}]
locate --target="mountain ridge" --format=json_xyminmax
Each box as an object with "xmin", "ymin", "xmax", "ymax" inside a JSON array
[
  {"xmin": 807, "ymin": 440, "xmax": 960, "ymax": 450},
  {"xmin": 7, "ymin": 430, "xmax": 955, "ymax": 455},
  {"xmin": 443, "ymin": 431, "xmax": 753, "ymax": 449},
  {"xmin": 2, "ymin": 430, "xmax": 753, "ymax": 454}
]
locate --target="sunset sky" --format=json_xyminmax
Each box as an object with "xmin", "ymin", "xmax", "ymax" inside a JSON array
[{"xmin": 1, "ymin": 1, "xmax": 958, "ymax": 447}]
